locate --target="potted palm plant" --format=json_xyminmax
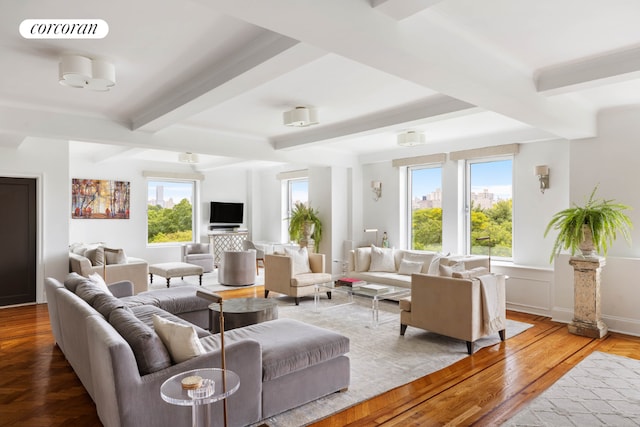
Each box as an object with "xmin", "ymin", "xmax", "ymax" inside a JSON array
[
  {"xmin": 287, "ymin": 202, "xmax": 323, "ymax": 252},
  {"xmin": 544, "ymin": 185, "xmax": 632, "ymax": 262}
]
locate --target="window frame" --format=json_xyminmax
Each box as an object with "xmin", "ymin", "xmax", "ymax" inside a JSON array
[
  {"xmin": 146, "ymin": 178, "xmax": 198, "ymax": 246},
  {"xmin": 464, "ymin": 155, "xmax": 514, "ymax": 259},
  {"xmin": 406, "ymin": 164, "xmax": 444, "ymax": 252}
]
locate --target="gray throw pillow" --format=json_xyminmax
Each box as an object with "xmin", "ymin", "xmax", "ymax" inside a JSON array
[
  {"xmin": 64, "ymin": 272, "xmax": 89, "ymax": 293},
  {"xmin": 75, "ymin": 281, "xmax": 107, "ymax": 305},
  {"xmin": 92, "ymin": 292, "xmax": 128, "ymax": 318},
  {"xmin": 85, "ymin": 246, "xmax": 105, "ymax": 266},
  {"xmin": 104, "ymin": 247, "xmax": 127, "ymax": 265},
  {"xmin": 109, "ymin": 308, "xmax": 172, "ymax": 375}
]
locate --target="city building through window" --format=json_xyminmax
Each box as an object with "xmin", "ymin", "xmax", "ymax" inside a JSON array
[{"xmin": 147, "ymin": 179, "xmax": 196, "ymax": 244}]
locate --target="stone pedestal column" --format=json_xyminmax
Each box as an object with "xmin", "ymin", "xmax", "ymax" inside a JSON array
[{"xmin": 568, "ymin": 256, "xmax": 608, "ymax": 338}]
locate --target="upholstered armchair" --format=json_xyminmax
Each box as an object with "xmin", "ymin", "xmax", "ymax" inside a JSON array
[
  {"xmin": 243, "ymin": 240, "xmax": 265, "ymax": 274},
  {"xmin": 218, "ymin": 250, "xmax": 256, "ymax": 286},
  {"xmin": 182, "ymin": 243, "xmax": 214, "ymax": 273},
  {"xmin": 399, "ymin": 272, "xmax": 507, "ymax": 354},
  {"xmin": 264, "ymin": 249, "xmax": 332, "ymax": 305}
]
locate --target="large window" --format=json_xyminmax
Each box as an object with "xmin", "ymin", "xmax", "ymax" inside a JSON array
[
  {"xmin": 147, "ymin": 179, "xmax": 196, "ymax": 244},
  {"xmin": 408, "ymin": 166, "xmax": 443, "ymax": 251},
  {"xmin": 285, "ymin": 178, "xmax": 308, "ymax": 238},
  {"xmin": 467, "ymin": 158, "xmax": 513, "ymax": 258}
]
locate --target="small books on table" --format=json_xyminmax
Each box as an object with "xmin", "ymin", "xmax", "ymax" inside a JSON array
[
  {"xmin": 335, "ymin": 277, "xmax": 366, "ymax": 288},
  {"xmin": 357, "ymin": 284, "xmax": 389, "ymax": 294}
]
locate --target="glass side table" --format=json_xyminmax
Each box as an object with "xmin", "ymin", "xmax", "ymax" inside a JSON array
[{"xmin": 161, "ymin": 368, "xmax": 240, "ymax": 427}]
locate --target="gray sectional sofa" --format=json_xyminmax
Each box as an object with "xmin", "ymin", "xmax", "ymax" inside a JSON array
[{"xmin": 45, "ymin": 274, "xmax": 350, "ymax": 427}]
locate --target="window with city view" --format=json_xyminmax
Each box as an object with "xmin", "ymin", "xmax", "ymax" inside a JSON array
[
  {"xmin": 409, "ymin": 166, "xmax": 443, "ymax": 252},
  {"xmin": 468, "ymin": 158, "xmax": 513, "ymax": 258},
  {"xmin": 147, "ymin": 180, "xmax": 195, "ymax": 244}
]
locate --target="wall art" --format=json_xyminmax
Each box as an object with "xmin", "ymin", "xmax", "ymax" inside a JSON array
[{"xmin": 71, "ymin": 178, "xmax": 130, "ymax": 219}]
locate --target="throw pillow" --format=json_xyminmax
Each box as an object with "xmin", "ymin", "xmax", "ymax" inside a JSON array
[
  {"xmin": 284, "ymin": 246, "xmax": 312, "ymax": 275},
  {"xmin": 92, "ymin": 292, "xmax": 128, "ymax": 318},
  {"xmin": 88, "ymin": 272, "xmax": 112, "ymax": 295},
  {"xmin": 439, "ymin": 262, "xmax": 465, "ymax": 277},
  {"xmin": 104, "ymin": 247, "xmax": 127, "ymax": 265},
  {"xmin": 354, "ymin": 247, "xmax": 371, "ymax": 272},
  {"xmin": 75, "ymin": 281, "xmax": 107, "ymax": 305},
  {"xmin": 64, "ymin": 272, "xmax": 89, "ymax": 293},
  {"xmin": 85, "ymin": 246, "xmax": 105, "ymax": 266},
  {"xmin": 109, "ymin": 309, "xmax": 172, "ymax": 375},
  {"xmin": 397, "ymin": 259, "xmax": 423, "ymax": 276},
  {"xmin": 427, "ymin": 255, "xmax": 442, "ymax": 275},
  {"xmin": 152, "ymin": 314, "xmax": 205, "ymax": 363},
  {"xmin": 402, "ymin": 252, "xmax": 435, "ymax": 273},
  {"xmin": 369, "ymin": 245, "xmax": 395, "ymax": 272}
]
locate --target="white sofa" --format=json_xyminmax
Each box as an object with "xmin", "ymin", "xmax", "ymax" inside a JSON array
[{"xmin": 347, "ymin": 246, "xmax": 489, "ymax": 288}]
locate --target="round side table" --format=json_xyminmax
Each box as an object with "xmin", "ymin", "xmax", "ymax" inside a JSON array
[
  {"xmin": 161, "ymin": 368, "xmax": 239, "ymax": 427},
  {"xmin": 209, "ymin": 297, "xmax": 278, "ymax": 333}
]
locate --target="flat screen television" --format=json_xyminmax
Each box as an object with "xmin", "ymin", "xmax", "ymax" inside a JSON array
[{"xmin": 209, "ymin": 201, "xmax": 244, "ymax": 225}]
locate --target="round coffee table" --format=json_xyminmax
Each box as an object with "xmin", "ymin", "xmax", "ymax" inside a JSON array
[{"xmin": 209, "ymin": 297, "xmax": 278, "ymax": 333}]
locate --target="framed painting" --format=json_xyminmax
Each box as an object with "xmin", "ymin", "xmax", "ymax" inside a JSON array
[{"xmin": 71, "ymin": 178, "xmax": 130, "ymax": 219}]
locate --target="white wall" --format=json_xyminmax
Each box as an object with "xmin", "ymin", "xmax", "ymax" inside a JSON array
[
  {"xmin": 69, "ymin": 156, "xmax": 248, "ymax": 265},
  {"xmin": 0, "ymin": 137, "xmax": 69, "ymax": 303}
]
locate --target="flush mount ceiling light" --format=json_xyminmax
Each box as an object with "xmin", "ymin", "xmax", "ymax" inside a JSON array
[
  {"xmin": 59, "ymin": 54, "xmax": 116, "ymax": 91},
  {"xmin": 178, "ymin": 152, "xmax": 199, "ymax": 163},
  {"xmin": 397, "ymin": 130, "xmax": 426, "ymax": 147},
  {"xmin": 283, "ymin": 106, "xmax": 319, "ymax": 127}
]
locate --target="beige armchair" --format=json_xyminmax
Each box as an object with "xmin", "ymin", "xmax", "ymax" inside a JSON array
[
  {"xmin": 182, "ymin": 243, "xmax": 214, "ymax": 273},
  {"xmin": 264, "ymin": 251, "xmax": 332, "ymax": 305},
  {"xmin": 399, "ymin": 272, "xmax": 506, "ymax": 354}
]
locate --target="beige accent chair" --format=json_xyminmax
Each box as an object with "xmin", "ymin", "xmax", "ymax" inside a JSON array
[
  {"xmin": 399, "ymin": 272, "xmax": 507, "ymax": 354},
  {"xmin": 182, "ymin": 243, "xmax": 214, "ymax": 273},
  {"xmin": 264, "ymin": 252, "xmax": 332, "ymax": 305},
  {"xmin": 218, "ymin": 250, "xmax": 256, "ymax": 286}
]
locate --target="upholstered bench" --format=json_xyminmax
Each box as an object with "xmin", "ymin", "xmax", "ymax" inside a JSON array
[{"xmin": 149, "ymin": 262, "xmax": 204, "ymax": 287}]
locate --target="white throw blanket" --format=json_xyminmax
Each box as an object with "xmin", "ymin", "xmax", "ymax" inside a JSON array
[{"xmin": 478, "ymin": 274, "xmax": 505, "ymax": 335}]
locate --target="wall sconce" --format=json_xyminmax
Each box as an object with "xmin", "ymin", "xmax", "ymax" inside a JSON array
[
  {"xmin": 534, "ymin": 165, "xmax": 550, "ymax": 194},
  {"xmin": 371, "ymin": 181, "xmax": 382, "ymax": 201},
  {"xmin": 364, "ymin": 228, "xmax": 379, "ymax": 246}
]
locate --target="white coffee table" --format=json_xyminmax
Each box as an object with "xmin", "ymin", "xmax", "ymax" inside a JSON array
[{"xmin": 314, "ymin": 281, "xmax": 410, "ymax": 328}]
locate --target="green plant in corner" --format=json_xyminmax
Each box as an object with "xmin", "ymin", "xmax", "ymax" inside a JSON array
[
  {"xmin": 544, "ymin": 185, "xmax": 633, "ymax": 263},
  {"xmin": 287, "ymin": 202, "xmax": 323, "ymax": 252}
]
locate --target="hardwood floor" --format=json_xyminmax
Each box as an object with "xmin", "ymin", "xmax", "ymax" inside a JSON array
[{"xmin": 1, "ymin": 285, "xmax": 639, "ymax": 427}]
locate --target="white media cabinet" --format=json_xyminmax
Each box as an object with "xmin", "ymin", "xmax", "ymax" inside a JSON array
[{"xmin": 207, "ymin": 229, "xmax": 249, "ymax": 267}]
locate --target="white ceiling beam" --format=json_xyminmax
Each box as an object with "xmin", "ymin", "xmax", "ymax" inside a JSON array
[
  {"xmin": 132, "ymin": 34, "xmax": 326, "ymax": 132},
  {"xmin": 198, "ymin": 0, "xmax": 596, "ymax": 140},
  {"xmin": 536, "ymin": 46, "xmax": 640, "ymax": 95},
  {"xmin": 272, "ymin": 95, "xmax": 476, "ymax": 150},
  {"xmin": 371, "ymin": 0, "xmax": 445, "ymax": 21}
]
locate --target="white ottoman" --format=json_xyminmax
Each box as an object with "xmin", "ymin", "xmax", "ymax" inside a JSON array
[{"xmin": 149, "ymin": 262, "xmax": 204, "ymax": 287}]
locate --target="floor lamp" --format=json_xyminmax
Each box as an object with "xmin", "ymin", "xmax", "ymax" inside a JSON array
[{"xmin": 196, "ymin": 290, "xmax": 228, "ymax": 427}]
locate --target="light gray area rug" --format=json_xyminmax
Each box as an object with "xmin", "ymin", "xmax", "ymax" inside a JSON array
[
  {"xmin": 502, "ymin": 351, "xmax": 640, "ymax": 426},
  {"xmin": 147, "ymin": 269, "xmax": 264, "ymax": 292},
  {"xmin": 255, "ymin": 294, "xmax": 532, "ymax": 427}
]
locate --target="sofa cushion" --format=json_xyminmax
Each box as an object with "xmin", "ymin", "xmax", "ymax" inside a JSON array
[
  {"xmin": 398, "ymin": 259, "xmax": 424, "ymax": 275},
  {"xmin": 75, "ymin": 281, "xmax": 107, "ymax": 305},
  {"xmin": 201, "ymin": 318, "xmax": 350, "ymax": 382},
  {"xmin": 131, "ymin": 305, "xmax": 210, "ymax": 338},
  {"xmin": 63, "ymin": 272, "xmax": 89, "ymax": 293},
  {"xmin": 401, "ymin": 251, "xmax": 436, "ymax": 274},
  {"xmin": 93, "ymin": 292, "xmax": 129, "ymax": 319},
  {"xmin": 126, "ymin": 286, "xmax": 211, "ymax": 314},
  {"xmin": 452, "ymin": 266, "xmax": 490, "ymax": 279},
  {"xmin": 399, "ymin": 296, "xmax": 412, "ymax": 312},
  {"xmin": 284, "ymin": 246, "xmax": 311, "ymax": 275},
  {"xmin": 290, "ymin": 272, "xmax": 332, "ymax": 288},
  {"xmin": 104, "ymin": 247, "xmax": 127, "ymax": 265},
  {"xmin": 354, "ymin": 247, "xmax": 372, "ymax": 272},
  {"xmin": 439, "ymin": 262, "xmax": 465, "ymax": 277},
  {"xmin": 108, "ymin": 308, "xmax": 172, "ymax": 375},
  {"xmin": 152, "ymin": 314, "xmax": 205, "ymax": 363},
  {"xmin": 369, "ymin": 245, "xmax": 395, "ymax": 272}
]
